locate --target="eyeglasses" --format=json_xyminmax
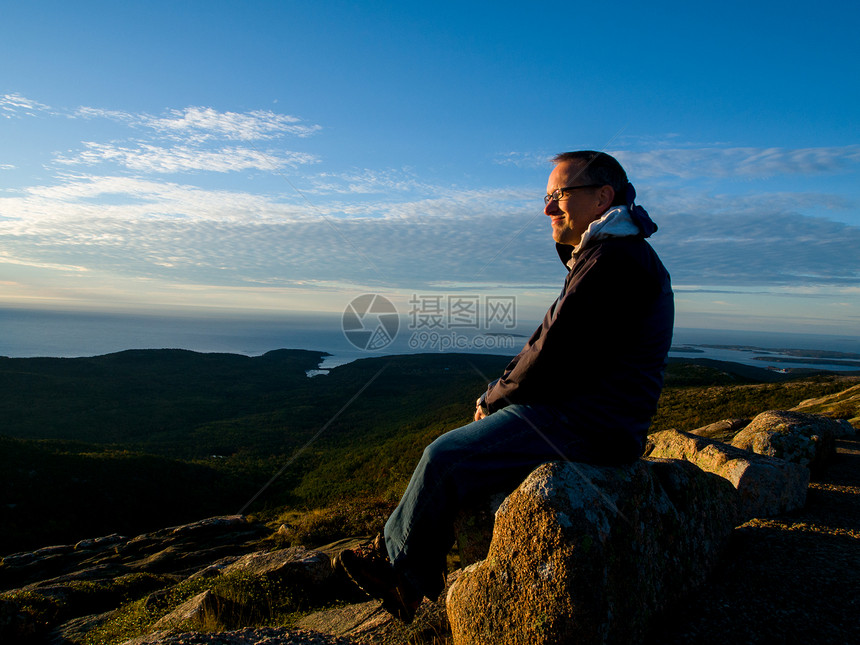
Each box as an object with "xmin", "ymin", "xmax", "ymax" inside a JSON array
[{"xmin": 544, "ymin": 184, "xmax": 602, "ymax": 206}]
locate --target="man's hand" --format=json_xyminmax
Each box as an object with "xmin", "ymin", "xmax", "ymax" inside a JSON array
[{"xmin": 474, "ymin": 397, "xmax": 487, "ymax": 422}]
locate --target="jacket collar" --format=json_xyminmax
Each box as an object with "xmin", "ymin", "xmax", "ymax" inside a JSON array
[{"xmin": 556, "ymin": 205, "xmax": 640, "ymax": 269}]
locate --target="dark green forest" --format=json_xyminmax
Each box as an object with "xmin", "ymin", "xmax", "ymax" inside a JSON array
[{"xmin": 0, "ymin": 349, "xmax": 854, "ymax": 554}]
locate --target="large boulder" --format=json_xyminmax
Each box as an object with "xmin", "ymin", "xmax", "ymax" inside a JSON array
[
  {"xmin": 645, "ymin": 429, "xmax": 809, "ymax": 520},
  {"xmin": 221, "ymin": 547, "xmax": 333, "ymax": 589},
  {"xmin": 834, "ymin": 418, "xmax": 858, "ymax": 438},
  {"xmin": 446, "ymin": 459, "xmax": 738, "ymax": 645},
  {"xmin": 730, "ymin": 410, "xmax": 838, "ymax": 477},
  {"xmin": 688, "ymin": 418, "xmax": 749, "ymax": 442}
]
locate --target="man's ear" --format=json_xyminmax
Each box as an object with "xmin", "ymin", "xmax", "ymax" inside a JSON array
[{"xmin": 597, "ymin": 185, "xmax": 615, "ymax": 210}]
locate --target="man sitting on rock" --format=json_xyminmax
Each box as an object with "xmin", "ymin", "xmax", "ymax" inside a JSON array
[{"xmin": 336, "ymin": 150, "xmax": 675, "ymax": 622}]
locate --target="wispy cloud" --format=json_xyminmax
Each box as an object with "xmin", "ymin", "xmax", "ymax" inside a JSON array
[
  {"xmin": 308, "ymin": 169, "xmax": 427, "ymax": 195},
  {"xmin": 494, "ymin": 144, "xmax": 860, "ymax": 179},
  {"xmin": 654, "ymin": 210, "xmax": 860, "ymax": 287},
  {"xmin": 75, "ymin": 105, "xmax": 321, "ymax": 141},
  {"xmin": 0, "ymin": 170, "xmax": 550, "ymax": 290},
  {"xmin": 0, "ymin": 93, "xmax": 53, "ymax": 118},
  {"xmin": 6, "ymin": 96, "xmax": 323, "ymax": 144},
  {"xmin": 2, "ymin": 174, "xmax": 527, "ymax": 226},
  {"xmin": 641, "ymin": 186, "xmax": 856, "ymax": 218},
  {"xmin": 616, "ymin": 145, "xmax": 860, "ymax": 179},
  {"xmin": 16, "ymin": 99, "xmax": 326, "ymax": 184},
  {"xmin": 0, "ymin": 174, "xmax": 316, "ymax": 224},
  {"xmin": 143, "ymin": 106, "xmax": 321, "ymax": 140},
  {"xmin": 4, "ymin": 169, "xmax": 856, "ymax": 295},
  {"xmin": 55, "ymin": 142, "xmax": 318, "ymax": 173},
  {"xmin": 74, "ymin": 106, "xmax": 137, "ymax": 123},
  {"xmin": 493, "ymin": 151, "xmax": 552, "ymax": 168},
  {"xmin": 674, "ymin": 285, "xmax": 860, "ymax": 299},
  {"xmin": 0, "ymin": 253, "xmax": 89, "ymax": 272}
]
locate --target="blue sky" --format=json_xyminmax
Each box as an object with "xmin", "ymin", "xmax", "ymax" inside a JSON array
[{"xmin": 1, "ymin": 0, "xmax": 859, "ymax": 336}]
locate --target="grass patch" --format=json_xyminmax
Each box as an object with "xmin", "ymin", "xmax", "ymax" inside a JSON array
[
  {"xmin": 263, "ymin": 496, "xmax": 397, "ymax": 548},
  {"xmin": 0, "ymin": 590, "xmax": 64, "ymax": 641},
  {"xmin": 0, "ymin": 573, "xmax": 171, "ymax": 643},
  {"xmin": 651, "ymin": 376, "xmax": 853, "ymax": 433},
  {"xmin": 82, "ymin": 569, "xmax": 317, "ymax": 645}
]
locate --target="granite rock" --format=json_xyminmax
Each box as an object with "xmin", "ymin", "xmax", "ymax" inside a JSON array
[
  {"xmin": 446, "ymin": 459, "xmax": 738, "ymax": 645},
  {"xmin": 645, "ymin": 428, "xmax": 809, "ymax": 520},
  {"xmin": 730, "ymin": 410, "xmax": 838, "ymax": 477}
]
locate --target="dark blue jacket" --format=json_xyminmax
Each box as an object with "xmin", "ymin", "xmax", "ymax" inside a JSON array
[{"xmin": 481, "ymin": 236, "xmax": 674, "ymax": 461}]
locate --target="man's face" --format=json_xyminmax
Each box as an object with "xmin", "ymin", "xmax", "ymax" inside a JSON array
[{"xmin": 544, "ymin": 161, "xmax": 609, "ymax": 246}]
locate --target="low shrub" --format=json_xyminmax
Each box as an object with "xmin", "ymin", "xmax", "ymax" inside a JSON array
[{"xmin": 266, "ymin": 496, "xmax": 396, "ymax": 547}]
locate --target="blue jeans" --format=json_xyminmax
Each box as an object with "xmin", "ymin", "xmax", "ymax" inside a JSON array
[{"xmin": 383, "ymin": 404, "xmax": 623, "ymax": 600}]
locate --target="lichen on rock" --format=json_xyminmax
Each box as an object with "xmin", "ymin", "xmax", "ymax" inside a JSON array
[
  {"xmin": 730, "ymin": 410, "xmax": 839, "ymax": 477},
  {"xmin": 446, "ymin": 459, "xmax": 738, "ymax": 645},
  {"xmin": 645, "ymin": 428, "xmax": 809, "ymax": 520}
]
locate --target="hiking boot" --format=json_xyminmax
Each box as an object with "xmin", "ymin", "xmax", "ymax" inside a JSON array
[{"xmin": 335, "ymin": 534, "xmax": 423, "ymax": 624}]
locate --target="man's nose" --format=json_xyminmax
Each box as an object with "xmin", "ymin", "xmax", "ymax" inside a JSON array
[{"xmin": 544, "ymin": 198, "xmax": 559, "ymax": 216}]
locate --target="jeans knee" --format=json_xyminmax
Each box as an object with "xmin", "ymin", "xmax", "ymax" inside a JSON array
[{"xmin": 422, "ymin": 431, "xmax": 464, "ymax": 466}]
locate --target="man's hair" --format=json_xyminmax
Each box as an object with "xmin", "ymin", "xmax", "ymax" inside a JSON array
[{"xmin": 552, "ymin": 151, "xmax": 628, "ymax": 206}]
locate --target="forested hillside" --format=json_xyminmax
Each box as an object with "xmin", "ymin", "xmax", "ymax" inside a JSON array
[{"xmin": 1, "ymin": 349, "xmax": 855, "ymax": 554}]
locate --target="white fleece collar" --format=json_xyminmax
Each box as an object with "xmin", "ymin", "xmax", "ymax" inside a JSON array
[{"xmin": 566, "ymin": 205, "xmax": 640, "ymax": 268}]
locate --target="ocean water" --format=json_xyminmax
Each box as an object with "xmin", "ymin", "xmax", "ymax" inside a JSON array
[
  {"xmin": 1, "ymin": 307, "xmax": 859, "ymax": 373},
  {"xmin": 670, "ymin": 327, "xmax": 860, "ymax": 372},
  {"xmin": 0, "ymin": 307, "xmax": 529, "ymax": 370}
]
